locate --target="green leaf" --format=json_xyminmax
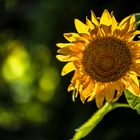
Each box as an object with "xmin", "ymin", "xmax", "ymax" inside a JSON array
[
  {"xmin": 124, "ymin": 89, "xmax": 140, "ymax": 114},
  {"xmin": 72, "ymin": 103, "xmax": 130, "ymax": 140},
  {"xmin": 134, "ymin": 13, "xmax": 140, "ymax": 22},
  {"xmin": 132, "ymin": 13, "xmax": 140, "ymax": 29}
]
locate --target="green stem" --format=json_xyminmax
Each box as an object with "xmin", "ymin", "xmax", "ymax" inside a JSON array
[{"xmin": 72, "ymin": 102, "xmax": 130, "ymax": 140}]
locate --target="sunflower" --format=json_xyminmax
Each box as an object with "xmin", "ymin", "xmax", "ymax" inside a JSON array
[{"xmin": 56, "ymin": 9, "xmax": 140, "ymax": 108}]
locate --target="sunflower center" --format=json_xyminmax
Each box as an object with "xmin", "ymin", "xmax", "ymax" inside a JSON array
[
  {"xmin": 82, "ymin": 37, "xmax": 132, "ymax": 82},
  {"xmin": 96, "ymin": 56, "xmax": 114, "ymax": 71}
]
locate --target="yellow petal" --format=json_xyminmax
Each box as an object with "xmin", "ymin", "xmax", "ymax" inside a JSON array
[
  {"xmin": 113, "ymin": 91, "xmax": 123, "ymax": 102},
  {"xmin": 95, "ymin": 94, "xmax": 104, "ymax": 108},
  {"xmin": 127, "ymin": 75, "xmax": 140, "ymax": 96},
  {"xmin": 56, "ymin": 55, "xmax": 78, "ymax": 62},
  {"xmin": 56, "ymin": 43, "xmax": 74, "ymax": 48},
  {"xmin": 118, "ymin": 15, "xmax": 131, "ymax": 29},
  {"xmin": 128, "ymin": 30, "xmax": 140, "ymax": 41},
  {"xmin": 81, "ymin": 81, "xmax": 94, "ymax": 100},
  {"xmin": 57, "ymin": 48, "xmax": 74, "ymax": 55},
  {"xmin": 100, "ymin": 9, "xmax": 112, "ymax": 26},
  {"xmin": 130, "ymin": 15, "xmax": 135, "ymax": 25},
  {"xmin": 113, "ymin": 81, "xmax": 124, "ymax": 102},
  {"xmin": 129, "ymin": 73, "xmax": 139, "ymax": 86},
  {"xmin": 87, "ymin": 83, "xmax": 98, "ymax": 102},
  {"xmin": 91, "ymin": 10, "xmax": 99, "ymax": 26},
  {"xmin": 61, "ymin": 62, "xmax": 75, "ymax": 76},
  {"xmin": 133, "ymin": 30, "xmax": 140, "ymax": 36},
  {"xmin": 135, "ymin": 59, "xmax": 140, "ymax": 64},
  {"xmin": 68, "ymin": 72, "xmax": 79, "ymax": 92},
  {"xmin": 104, "ymin": 84, "xmax": 115, "ymax": 103},
  {"xmin": 64, "ymin": 33, "xmax": 81, "ymax": 42},
  {"xmin": 74, "ymin": 19, "xmax": 89, "ymax": 33},
  {"xmin": 116, "ymin": 20, "xmax": 130, "ymax": 37},
  {"xmin": 57, "ymin": 45, "xmax": 83, "ymax": 55},
  {"xmin": 111, "ymin": 14, "xmax": 118, "ymax": 33},
  {"xmin": 134, "ymin": 66, "xmax": 140, "ymax": 77},
  {"xmin": 128, "ymin": 15, "xmax": 135, "ymax": 31},
  {"xmin": 68, "ymin": 83, "xmax": 74, "ymax": 92},
  {"xmin": 118, "ymin": 20, "xmax": 129, "ymax": 31},
  {"xmin": 79, "ymin": 33, "xmax": 91, "ymax": 41},
  {"xmin": 117, "ymin": 16, "xmax": 131, "ymax": 36},
  {"xmin": 86, "ymin": 17, "xmax": 95, "ymax": 29},
  {"xmin": 87, "ymin": 82, "xmax": 104, "ymax": 106}
]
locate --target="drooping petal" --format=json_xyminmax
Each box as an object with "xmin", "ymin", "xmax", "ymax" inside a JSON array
[
  {"xmin": 80, "ymin": 81, "xmax": 95, "ymax": 101},
  {"xmin": 68, "ymin": 83, "xmax": 74, "ymax": 92},
  {"xmin": 68, "ymin": 72, "xmax": 79, "ymax": 92},
  {"xmin": 81, "ymin": 76, "xmax": 91, "ymax": 91},
  {"xmin": 61, "ymin": 62, "xmax": 76, "ymax": 76},
  {"xmin": 113, "ymin": 81, "xmax": 124, "ymax": 102},
  {"xmin": 95, "ymin": 92, "xmax": 105, "ymax": 108},
  {"xmin": 74, "ymin": 19, "xmax": 89, "ymax": 34},
  {"xmin": 73, "ymin": 80, "xmax": 81, "ymax": 98},
  {"xmin": 88, "ymin": 82, "xmax": 105, "ymax": 108},
  {"xmin": 104, "ymin": 83, "xmax": 115, "ymax": 103}
]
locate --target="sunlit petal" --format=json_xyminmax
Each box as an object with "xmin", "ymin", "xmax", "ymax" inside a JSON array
[
  {"xmin": 61, "ymin": 62, "xmax": 75, "ymax": 76},
  {"xmin": 118, "ymin": 16, "xmax": 131, "ymax": 29},
  {"xmin": 56, "ymin": 43, "xmax": 74, "ymax": 48},
  {"xmin": 74, "ymin": 19, "xmax": 89, "ymax": 34},
  {"xmin": 64, "ymin": 33, "xmax": 82, "ymax": 42},
  {"xmin": 104, "ymin": 83, "xmax": 115, "ymax": 103},
  {"xmin": 91, "ymin": 10, "xmax": 99, "ymax": 26},
  {"xmin": 127, "ymin": 75, "xmax": 140, "ymax": 96},
  {"xmin": 111, "ymin": 14, "xmax": 118, "ymax": 33},
  {"xmin": 86, "ymin": 17, "xmax": 95, "ymax": 29},
  {"xmin": 100, "ymin": 9, "xmax": 112, "ymax": 26},
  {"xmin": 56, "ymin": 55, "xmax": 79, "ymax": 62}
]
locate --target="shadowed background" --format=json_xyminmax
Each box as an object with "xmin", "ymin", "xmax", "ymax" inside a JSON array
[{"xmin": 0, "ymin": 0, "xmax": 140, "ymax": 140}]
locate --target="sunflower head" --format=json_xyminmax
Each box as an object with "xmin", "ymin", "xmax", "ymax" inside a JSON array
[{"xmin": 56, "ymin": 9, "xmax": 140, "ymax": 108}]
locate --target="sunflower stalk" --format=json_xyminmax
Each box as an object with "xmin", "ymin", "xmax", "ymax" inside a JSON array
[{"xmin": 72, "ymin": 102, "xmax": 130, "ymax": 140}]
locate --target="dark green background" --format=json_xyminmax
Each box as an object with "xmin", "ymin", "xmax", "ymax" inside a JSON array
[{"xmin": 0, "ymin": 0, "xmax": 140, "ymax": 140}]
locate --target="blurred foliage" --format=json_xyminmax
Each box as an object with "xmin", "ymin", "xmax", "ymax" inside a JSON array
[
  {"xmin": 0, "ymin": 39, "xmax": 60, "ymax": 128},
  {"xmin": 0, "ymin": 0, "xmax": 140, "ymax": 140}
]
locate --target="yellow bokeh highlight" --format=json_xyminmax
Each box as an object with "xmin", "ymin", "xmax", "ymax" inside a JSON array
[
  {"xmin": 1, "ymin": 40, "xmax": 34, "ymax": 103},
  {"xmin": 2, "ymin": 41, "xmax": 33, "ymax": 82},
  {"xmin": 38, "ymin": 67, "xmax": 60, "ymax": 102}
]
